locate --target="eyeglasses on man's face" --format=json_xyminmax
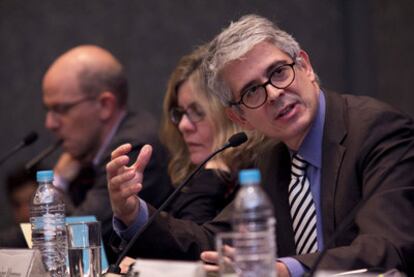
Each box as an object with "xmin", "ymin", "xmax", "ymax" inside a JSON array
[
  {"xmin": 229, "ymin": 62, "xmax": 296, "ymax": 109},
  {"xmin": 45, "ymin": 97, "xmax": 96, "ymax": 117},
  {"xmin": 170, "ymin": 103, "xmax": 206, "ymax": 125}
]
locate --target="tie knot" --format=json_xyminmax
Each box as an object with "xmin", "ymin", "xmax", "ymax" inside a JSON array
[{"xmin": 291, "ymin": 154, "xmax": 308, "ymax": 177}]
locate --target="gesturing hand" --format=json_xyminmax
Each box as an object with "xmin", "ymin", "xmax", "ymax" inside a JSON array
[{"xmin": 106, "ymin": 143, "xmax": 153, "ymax": 226}]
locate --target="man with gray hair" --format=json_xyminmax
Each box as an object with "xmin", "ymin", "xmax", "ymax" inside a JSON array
[
  {"xmin": 200, "ymin": 14, "xmax": 414, "ymax": 276},
  {"xmin": 98, "ymin": 15, "xmax": 413, "ymax": 276}
]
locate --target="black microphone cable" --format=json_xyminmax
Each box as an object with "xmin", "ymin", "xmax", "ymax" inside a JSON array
[{"xmin": 107, "ymin": 132, "xmax": 248, "ymax": 273}]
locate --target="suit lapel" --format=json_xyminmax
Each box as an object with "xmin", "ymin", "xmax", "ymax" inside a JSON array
[
  {"xmin": 258, "ymin": 91, "xmax": 348, "ymax": 254},
  {"xmin": 321, "ymin": 91, "xmax": 347, "ymax": 243}
]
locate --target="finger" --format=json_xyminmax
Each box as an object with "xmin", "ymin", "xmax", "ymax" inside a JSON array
[
  {"xmin": 223, "ymin": 245, "xmax": 235, "ymax": 257},
  {"xmin": 106, "ymin": 155, "xmax": 130, "ymax": 179},
  {"xmin": 119, "ymin": 173, "xmax": 143, "ymax": 196},
  {"xmin": 111, "ymin": 180, "xmax": 141, "ymax": 205},
  {"xmin": 111, "ymin": 143, "xmax": 132, "ymax": 160},
  {"xmin": 200, "ymin": 251, "xmax": 219, "ymax": 264},
  {"xmin": 108, "ymin": 169, "xmax": 137, "ymax": 191},
  {"xmin": 203, "ymin": 264, "xmax": 219, "ymax": 272},
  {"xmin": 119, "ymin": 257, "xmax": 136, "ymax": 274},
  {"xmin": 131, "ymin": 144, "xmax": 153, "ymax": 173}
]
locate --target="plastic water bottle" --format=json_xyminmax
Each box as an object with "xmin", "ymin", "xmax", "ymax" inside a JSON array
[
  {"xmin": 232, "ymin": 169, "xmax": 276, "ymax": 277},
  {"xmin": 30, "ymin": 170, "xmax": 67, "ymax": 277}
]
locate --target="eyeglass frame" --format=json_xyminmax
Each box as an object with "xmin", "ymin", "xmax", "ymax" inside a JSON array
[
  {"xmin": 169, "ymin": 104, "xmax": 206, "ymax": 126},
  {"xmin": 45, "ymin": 97, "xmax": 96, "ymax": 117},
  {"xmin": 228, "ymin": 62, "xmax": 296, "ymax": 109}
]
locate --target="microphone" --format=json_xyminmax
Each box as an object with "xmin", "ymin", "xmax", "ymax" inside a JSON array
[
  {"xmin": 0, "ymin": 131, "xmax": 38, "ymax": 166},
  {"xmin": 106, "ymin": 132, "xmax": 248, "ymax": 274},
  {"xmin": 223, "ymin": 131, "xmax": 248, "ymax": 148},
  {"xmin": 307, "ymin": 135, "xmax": 414, "ymax": 276},
  {"xmin": 25, "ymin": 139, "xmax": 63, "ymax": 171}
]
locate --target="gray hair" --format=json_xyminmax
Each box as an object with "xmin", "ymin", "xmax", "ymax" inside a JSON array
[{"xmin": 202, "ymin": 14, "xmax": 305, "ymax": 106}]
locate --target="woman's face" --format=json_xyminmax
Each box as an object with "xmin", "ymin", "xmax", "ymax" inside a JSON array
[{"xmin": 176, "ymin": 79, "xmax": 215, "ymax": 165}]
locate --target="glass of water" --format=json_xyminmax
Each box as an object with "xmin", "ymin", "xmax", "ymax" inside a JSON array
[
  {"xmin": 66, "ymin": 221, "xmax": 102, "ymax": 277},
  {"xmin": 216, "ymin": 232, "xmax": 238, "ymax": 277},
  {"xmin": 216, "ymin": 231, "xmax": 275, "ymax": 277}
]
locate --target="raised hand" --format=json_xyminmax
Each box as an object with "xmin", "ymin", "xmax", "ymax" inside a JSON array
[{"xmin": 106, "ymin": 143, "xmax": 153, "ymax": 226}]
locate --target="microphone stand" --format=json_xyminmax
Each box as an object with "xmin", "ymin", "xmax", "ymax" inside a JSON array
[
  {"xmin": 107, "ymin": 133, "xmax": 247, "ymax": 274},
  {"xmin": 0, "ymin": 132, "xmax": 38, "ymax": 166},
  {"xmin": 25, "ymin": 139, "xmax": 62, "ymax": 171}
]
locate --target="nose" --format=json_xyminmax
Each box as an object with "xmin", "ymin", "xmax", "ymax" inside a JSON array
[
  {"xmin": 177, "ymin": 114, "xmax": 196, "ymax": 134},
  {"xmin": 266, "ymin": 84, "xmax": 284, "ymax": 103},
  {"xmin": 45, "ymin": 111, "xmax": 60, "ymax": 131}
]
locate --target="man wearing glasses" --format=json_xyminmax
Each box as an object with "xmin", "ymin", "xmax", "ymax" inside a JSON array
[
  {"xmin": 97, "ymin": 14, "xmax": 413, "ymax": 276},
  {"xmin": 200, "ymin": 14, "xmax": 414, "ymax": 276},
  {"xmin": 42, "ymin": 45, "xmax": 172, "ymax": 261}
]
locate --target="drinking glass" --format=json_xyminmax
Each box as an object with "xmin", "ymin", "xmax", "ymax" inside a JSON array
[
  {"xmin": 66, "ymin": 221, "xmax": 102, "ymax": 277},
  {"xmin": 215, "ymin": 231, "xmax": 274, "ymax": 277}
]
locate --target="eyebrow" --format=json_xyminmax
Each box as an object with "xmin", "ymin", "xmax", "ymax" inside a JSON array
[
  {"xmin": 238, "ymin": 59, "xmax": 291, "ymax": 96},
  {"xmin": 265, "ymin": 60, "xmax": 291, "ymax": 76},
  {"xmin": 177, "ymin": 102, "xmax": 201, "ymax": 110},
  {"xmin": 43, "ymin": 102, "xmax": 63, "ymax": 110}
]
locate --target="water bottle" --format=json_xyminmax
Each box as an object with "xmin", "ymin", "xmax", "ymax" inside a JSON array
[
  {"xmin": 232, "ymin": 169, "xmax": 276, "ymax": 277},
  {"xmin": 30, "ymin": 170, "xmax": 67, "ymax": 277}
]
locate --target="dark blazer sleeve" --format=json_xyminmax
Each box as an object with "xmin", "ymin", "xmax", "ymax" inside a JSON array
[
  {"xmin": 111, "ymin": 169, "xmax": 233, "ymax": 260},
  {"xmin": 121, "ymin": 201, "xmax": 234, "ymax": 260}
]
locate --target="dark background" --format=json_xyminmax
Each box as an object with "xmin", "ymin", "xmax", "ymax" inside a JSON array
[{"xmin": 0, "ymin": 0, "xmax": 413, "ymax": 229}]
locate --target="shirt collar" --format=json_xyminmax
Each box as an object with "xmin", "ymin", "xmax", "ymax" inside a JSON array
[
  {"xmin": 93, "ymin": 110, "xmax": 127, "ymax": 166},
  {"xmin": 296, "ymin": 90, "xmax": 325, "ymax": 168}
]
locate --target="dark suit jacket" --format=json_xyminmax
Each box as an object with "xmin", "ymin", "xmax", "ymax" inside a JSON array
[
  {"xmin": 64, "ymin": 111, "xmax": 173, "ymax": 261},
  {"xmin": 121, "ymin": 92, "xmax": 414, "ymax": 275},
  {"xmin": 259, "ymin": 91, "xmax": 414, "ymax": 273}
]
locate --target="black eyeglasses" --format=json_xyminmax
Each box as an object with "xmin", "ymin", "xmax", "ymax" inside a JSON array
[
  {"xmin": 229, "ymin": 62, "xmax": 296, "ymax": 109},
  {"xmin": 46, "ymin": 97, "xmax": 96, "ymax": 117},
  {"xmin": 169, "ymin": 103, "xmax": 206, "ymax": 125}
]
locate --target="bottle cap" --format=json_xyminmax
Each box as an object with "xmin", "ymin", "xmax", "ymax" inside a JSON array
[
  {"xmin": 239, "ymin": 169, "xmax": 261, "ymax": 185},
  {"xmin": 36, "ymin": 170, "xmax": 54, "ymax": 182}
]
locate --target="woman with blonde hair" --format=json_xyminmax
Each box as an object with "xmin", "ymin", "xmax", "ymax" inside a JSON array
[{"xmin": 159, "ymin": 44, "xmax": 269, "ymax": 223}]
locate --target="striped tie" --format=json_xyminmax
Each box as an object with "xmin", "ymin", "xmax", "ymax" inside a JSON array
[{"xmin": 288, "ymin": 154, "xmax": 318, "ymax": 254}]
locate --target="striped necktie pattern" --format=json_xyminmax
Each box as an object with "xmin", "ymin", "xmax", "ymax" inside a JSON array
[{"xmin": 288, "ymin": 154, "xmax": 318, "ymax": 254}]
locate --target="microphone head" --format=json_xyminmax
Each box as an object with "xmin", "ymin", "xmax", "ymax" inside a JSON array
[
  {"xmin": 228, "ymin": 132, "xmax": 248, "ymax": 147},
  {"xmin": 23, "ymin": 131, "xmax": 38, "ymax": 146}
]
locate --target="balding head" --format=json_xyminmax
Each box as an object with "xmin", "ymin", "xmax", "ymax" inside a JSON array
[
  {"xmin": 44, "ymin": 45, "xmax": 128, "ymax": 107},
  {"xmin": 42, "ymin": 45, "xmax": 128, "ymax": 161}
]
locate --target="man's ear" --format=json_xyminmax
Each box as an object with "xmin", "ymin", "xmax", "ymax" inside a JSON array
[
  {"xmin": 225, "ymin": 107, "xmax": 255, "ymax": 130},
  {"xmin": 298, "ymin": 50, "xmax": 316, "ymax": 82},
  {"xmin": 97, "ymin": 91, "xmax": 117, "ymax": 120}
]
